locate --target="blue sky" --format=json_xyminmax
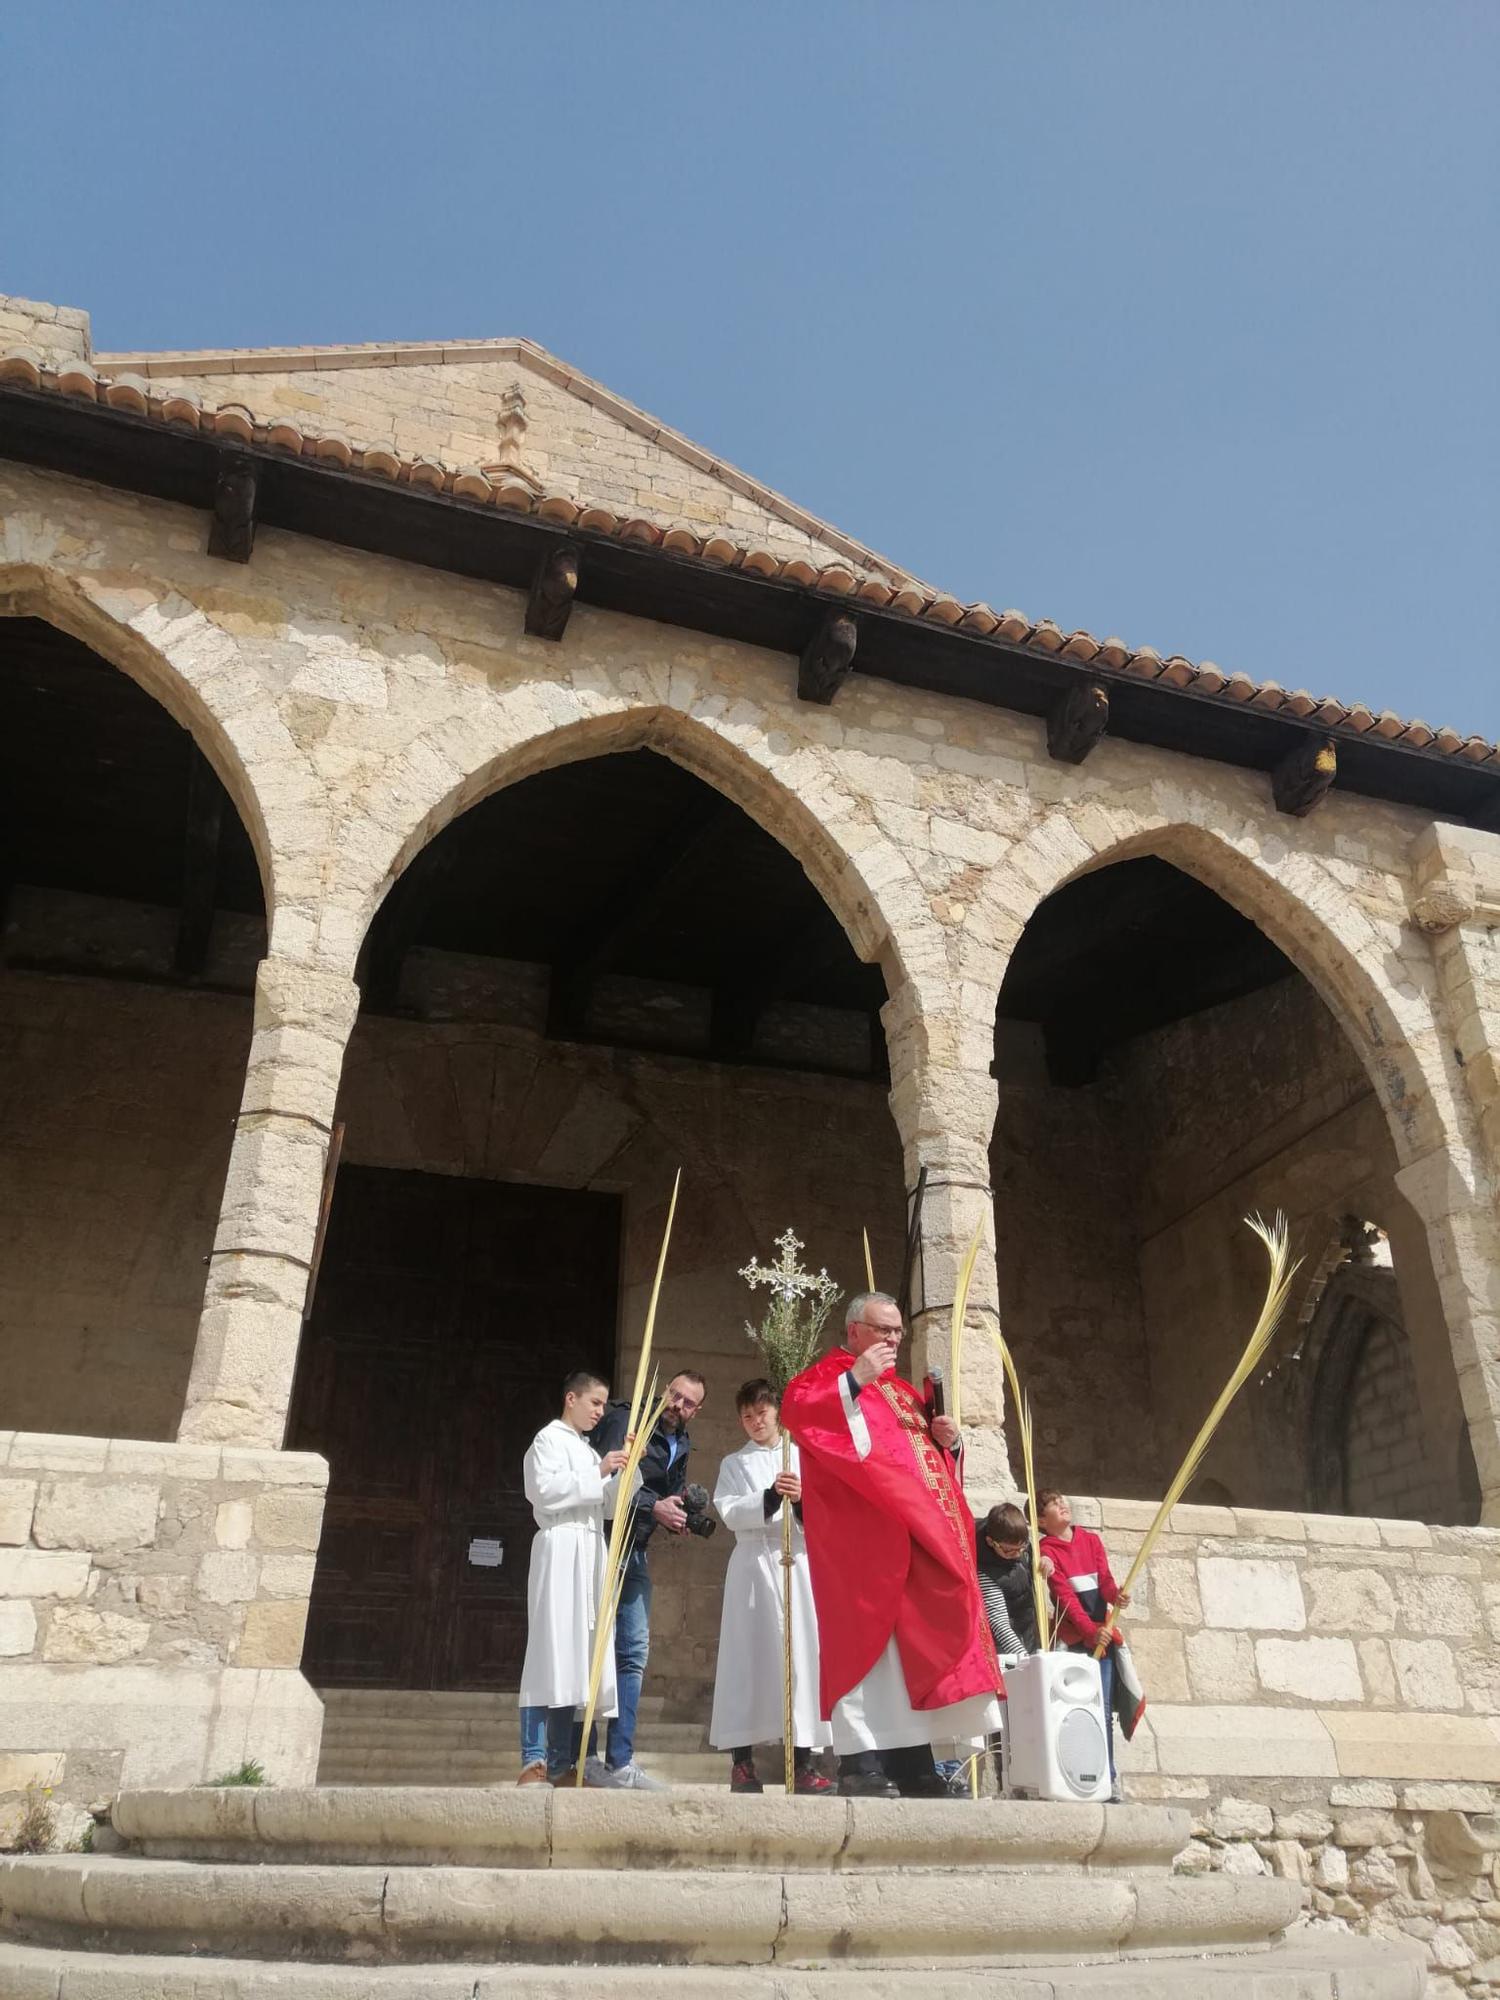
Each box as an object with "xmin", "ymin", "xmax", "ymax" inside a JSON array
[{"xmin": 4, "ymin": 2, "xmax": 1496, "ymax": 733}]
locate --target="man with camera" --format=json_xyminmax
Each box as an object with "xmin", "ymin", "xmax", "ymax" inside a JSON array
[{"xmin": 587, "ymin": 1369, "xmax": 709, "ymax": 1790}]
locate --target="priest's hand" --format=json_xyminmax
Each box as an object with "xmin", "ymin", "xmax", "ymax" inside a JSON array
[
  {"xmin": 600, "ymin": 1449, "xmax": 629, "ymax": 1475},
  {"xmin": 930, "ymin": 1415, "xmax": 960, "ymax": 1451},
  {"xmin": 773, "ymin": 1471, "xmax": 801, "ymax": 1502},
  {"xmin": 851, "ymin": 1337, "xmax": 899, "ymax": 1387},
  {"xmin": 653, "ymin": 1496, "xmax": 688, "ymax": 1534}
]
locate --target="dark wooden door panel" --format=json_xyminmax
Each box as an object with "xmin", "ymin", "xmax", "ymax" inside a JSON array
[{"xmin": 288, "ymin": 1164, "xmax": 620, "ymax": 1690}]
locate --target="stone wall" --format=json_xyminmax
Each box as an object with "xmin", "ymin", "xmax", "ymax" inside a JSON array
[
  {"xmin": 1074, "ymin": 1494, "xmax": 1500, "ymax": 1993},
  {"xmin": 0, "ymin": 969, "xmax": 251, "ymax": 1441},
  {"xmin": 0, "ymin": 1430, "xmax": 326, "ymax": 1838}
]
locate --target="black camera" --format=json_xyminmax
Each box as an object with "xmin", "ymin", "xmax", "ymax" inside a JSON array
[{"xmin": 681, "ymin": 1482, "xmax": 717, "ymax": 1539}]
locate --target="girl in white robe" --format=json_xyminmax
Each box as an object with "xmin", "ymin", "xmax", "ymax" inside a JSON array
[
  {"xmin": 518, "ymin": 1372, "xmax": 631, "ymax": 1782},
  {"xmin": 709, "ymin": 1378, "xmax": 833, "ymax": 1794}
]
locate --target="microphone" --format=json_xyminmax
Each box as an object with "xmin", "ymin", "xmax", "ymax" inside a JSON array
[{"xmin": 927, "ymin": 1365, "xmax": 946, "ymax": 1420}]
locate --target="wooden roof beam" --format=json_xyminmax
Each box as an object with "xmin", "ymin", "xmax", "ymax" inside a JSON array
[
  {"xmin": 206, "ymin": 450, "xmax": 258, "ymax": 563},
  {"xmin": 1273, "ymin": 734, "xmax": 1337, "ymax": 817},
  {"xmin": 1047, "ymin": 682, "xmax": 1109, "ymax": 764},
  {"xmin": 524, "ymin": 543, "xmax": 580, "ymax": 641},
  {"xmin": 798, "ymin": 610, "xmax": 858, "ymax": 705}
]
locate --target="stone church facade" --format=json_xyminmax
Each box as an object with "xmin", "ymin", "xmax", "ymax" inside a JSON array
[{"xmin": 3, "ymin": 291, "xmax": 1500, "ymax": 1970}]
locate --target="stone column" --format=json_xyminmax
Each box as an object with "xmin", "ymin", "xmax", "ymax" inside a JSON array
[
  {"xmin": 1404, "ymin": 824, "xmax": 1500, "ymax": 1523},
  {"xmin": 178, "ymin": 958, "xmax": 361, "ymax": 1449},
  {"xmin": 884, "ymin": 980, "xmax": 1014, "ymax": 1496}
]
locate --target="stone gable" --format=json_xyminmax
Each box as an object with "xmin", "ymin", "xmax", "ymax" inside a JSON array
[{"xmin": 92, "ymin": 337, "xmax": 917, "ymax": 584}]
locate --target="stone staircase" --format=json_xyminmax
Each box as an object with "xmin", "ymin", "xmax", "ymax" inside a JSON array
[
  {"xmin": 317, "ymin": 1687, "xmax": 724, "ymax": 1787},
  {"xmin": 0, "ymin": 1787, "xmax": 1423, "ymax": 1997}
]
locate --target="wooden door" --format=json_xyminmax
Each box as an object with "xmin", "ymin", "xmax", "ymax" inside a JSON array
[{"xmin": 287, "ymin": 1165, "xmax": 620, "ymax": 1690}]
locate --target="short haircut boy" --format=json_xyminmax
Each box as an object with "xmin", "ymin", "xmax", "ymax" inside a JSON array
[
  {"xmin": 735, "ymin": 1377, "xmax": 776, "ymax": 1413},
  {"xmin": 562, "ymin": 1368, "xmax": 608, "ymax": 1399},
  {"xmin": 984, "ymin": 1501, "xmax": 1028, "ymax": 1546}
]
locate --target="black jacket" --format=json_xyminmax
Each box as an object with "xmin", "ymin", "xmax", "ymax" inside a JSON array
[
  {"xmin": 976, "ymin": 1534, "xmax": 1043, "ymax": 1654},
  {"xmin": 590, "ymin": 1398, "xmax": 691, "ymax": 1554}
]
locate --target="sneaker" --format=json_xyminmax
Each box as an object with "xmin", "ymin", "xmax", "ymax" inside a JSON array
[
  {"xmin": 793, "ymin": 1768, "xmax": 834, "ymax": 1796},
  {"xmin": 837, "ymin": 1769, "xmax": 899, "ymax": 1799},
  {"xmin": 596, "ymin": 1760, "xmax": 668, "ymax": 1791},
  {"xmin": 730, "ymin": 1760, "xmax": 763, "ymax": 1795},
  {"xmin": 516, "ymin": 1762, "xmax": 552, "ymax": 1787},
  {"xmin": 580, "ymin": 1755, "xmax": 614, "ymax": 1789}
]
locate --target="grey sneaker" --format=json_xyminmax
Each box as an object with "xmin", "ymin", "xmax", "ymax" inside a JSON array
[
  {"xmin": 581, "ymin": 1755, "xmax": 614, "ymax": 1788},
  {"xmin": 597, "ymin": 1760, "xmax": 668, "ymax": 1791}
]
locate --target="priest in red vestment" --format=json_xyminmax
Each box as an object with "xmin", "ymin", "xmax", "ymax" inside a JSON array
[{"xmin": 780, "ymin": 1289, "xmax": 1003, "ymax": 1798}]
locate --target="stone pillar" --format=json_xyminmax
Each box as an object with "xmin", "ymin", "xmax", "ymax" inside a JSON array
[
  {"xmin": 1394, "ymin": 1151, "xmax": 1500, "ymax": 1524},
  {"xmin": 884, "ymin": 981, "xmax": 1014, "ymax": 1496},
  {"xmin": 1403, "ymin": 823, "xmax": 1500, "ymax": 1523},
  {"xmin": 178, "ymin": 958, "xmax": 361, "ymax": 1449}
]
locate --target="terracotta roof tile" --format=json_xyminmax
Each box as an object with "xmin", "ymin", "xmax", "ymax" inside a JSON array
[{"xmin": 4, "ymin": 349, "xmax": 1494, "ymax": 773}]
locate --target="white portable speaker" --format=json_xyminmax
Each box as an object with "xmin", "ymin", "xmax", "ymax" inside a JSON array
[{"xmin": 1000, "ymin": 1651, "xmax": 1111, "ymax": 1803}]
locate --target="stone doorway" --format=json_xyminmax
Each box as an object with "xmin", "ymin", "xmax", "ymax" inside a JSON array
[{"xmin": 286, "ymin": 1164, "xmax": 620, "ymax": 1691}]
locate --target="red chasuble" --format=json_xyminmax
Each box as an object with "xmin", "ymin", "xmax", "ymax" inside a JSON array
[{"xmin": 780, "ymin": 1347, "xmax": 1002, "ymax": 1718}]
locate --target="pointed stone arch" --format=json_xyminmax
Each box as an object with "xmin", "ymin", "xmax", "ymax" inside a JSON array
[
  {"xmin": 0, "ymin": 557, "xmax": 296, "ymax": 938},
  {"xmin": 336, "ymin": 694, "xmax": 949, "ymax": 1009}
]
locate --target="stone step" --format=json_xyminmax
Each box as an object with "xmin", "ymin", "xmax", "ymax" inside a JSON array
[
  {"xmin": 0, "ymin": 1937, "xmax": 1428, "ymax": 1999},
  {"xmin": 314, "ymin": 1753, "xmax": 729, "ymax": 1787},
  {"xmin": 111, "ymin": 1788, "xmax": 1191, "ymax": 1872},
  {"xmin": 318, "ymin": 1690, "xmax": 669, "ymax": 1719},
  {"xmin": 0, "ymin": 1853, "xmax": 1299, "ymax": 1968},
  {"xmin": 317, "ymin": 1721, "xmax": 709, "ymax": 1751}
]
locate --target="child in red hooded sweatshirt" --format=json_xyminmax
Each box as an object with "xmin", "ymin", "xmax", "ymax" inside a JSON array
[{"xmin": 1038, "ymin": 1489, "xmax": 1131, "ymax": 1799}]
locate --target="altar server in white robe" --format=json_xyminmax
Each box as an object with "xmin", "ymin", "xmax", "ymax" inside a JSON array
[
  {"xmin": 517, "ymin": 1370, "xmax": 631, "ymax": 1785},
  {"xmin": 709, "ymin": 1378, "xmax": 834, "ymax": 1794}
]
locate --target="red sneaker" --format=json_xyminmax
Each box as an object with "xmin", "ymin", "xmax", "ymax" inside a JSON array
[
  {"xmin": 730, "ymin": 1760, "xmax": 763, "ymax": 1794},
  {"xmin": 793, "ymin": 1767, "xmax": 835, "ymax": 1796}
]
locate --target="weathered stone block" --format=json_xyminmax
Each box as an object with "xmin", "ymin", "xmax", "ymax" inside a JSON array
[
  {"xmin": 1148, "ymin": 1558, "xmax": 1202, "ymax": 1626},
  {"xmin": 1210, "ymin": 1796, "xmax": 1273, "ymax": 1839},
  {"xmin": 1391, "ymin": 1639, "xmax": 1464, "ymax": 1711},
  {"xmin": 215, "ymin": 1500, "xmax": 254, "ymax": 1549},
  {"xmin": 197, "ymin": 1550, "xmax": 260, "ymax": 1605},
  {"xmin": 1145, "ymin": 1703, "xmax": 1337, "ymax": 1778},
  {"xmin": 1122, "ymin": 1623, "xmax": 1189, "ymax": 1701},
  {"xmin": 1255, "ymin": 1636, "xmax": 1364, "ymax": 1703},
  {"xmin": 1198, "ymin": 1557, "xmax": 1306, "ymax": 1632},
  {"xmin": 0, "ymin": 1549, "xmax": 90, "ymax": 1599},
  {"xmin": 1396, "ymin": 1574, "xmax": 1482, "ymax": 1639},
  {"xmin": 1323, "ymin": 1710, "xmax": 1500, "ymax": 1782},
  {"xmin": 252, "ymin": 1491, "xmax": 325, "ymax": 1551},
  {"xmin": 258, "ymin": 1553, "xmax": 317, "ymax": 1599},
  {"xmin": 0, "ymin": 1477, "xmax": 37, "ymax": 1546},
  {"xmin": 32, "ymin": 1478, "xmax": 160, "ymax": 1552},
  {"xmin": 42, "ymin": 1605, "xmax": 150, "ymax": 1664},
  {"xmin": 237, "ymin": 1598, "xmax": 309, "ymax": 1667},
  {"xmin": 1306, "ymin": 1567, "xmax": 1397, "ymax": 1633},
  {"xmin": 0, "ymin": 1601, "xmax": 37, "ymax": 1656},
  {"xmin": 1185, "ymin": 1629, "xmax": 1259, "ymax": 1703}
]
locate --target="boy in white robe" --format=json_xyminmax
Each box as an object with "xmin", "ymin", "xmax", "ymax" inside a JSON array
[
  {"xmin": 709, "ymin": 1378, "xmax": 834, "ymax": 1794},
  {"xmin": 517, "ymin": 1370, "xmax": 630, "ymax": 1785}
]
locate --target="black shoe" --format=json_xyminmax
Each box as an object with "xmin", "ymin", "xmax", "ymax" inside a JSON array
[
  {"xmin": 837, "ymin": 1752, "xmax": 899, "ymax": 1800},
  {"xmin": 896, "ymin": 1772, "xmax": 950, "ymax": 1799},
  {"xmin": 838, "ymin": 1768, "xmax": 900, "ymax": 1798}
]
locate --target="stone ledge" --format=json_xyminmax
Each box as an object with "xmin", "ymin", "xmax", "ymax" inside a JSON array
[
  {"xmin": 0, "ymin": 1936, "xmax": 1431, "ymax": 1998},
  {"xmin": 0, "ymin": 1850, "xmax": 1300, "ymax": 1968},
  {"xmin": 112, "ymin": 1788, "xmax": 1190, "ymax": 1875}
]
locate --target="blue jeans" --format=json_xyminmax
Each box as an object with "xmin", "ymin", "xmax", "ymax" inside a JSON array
[
  {"xmin": 1097, "ymin": 1647, "xmax": 1117, "ymax": 1782},
  {"xmin": 520, "ymin": 1703, "xmax": 585, "ymax": 1778},
  {"xmin": 605, "ymin": 1548, "xmax": 652, "ymax": 1771}
]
